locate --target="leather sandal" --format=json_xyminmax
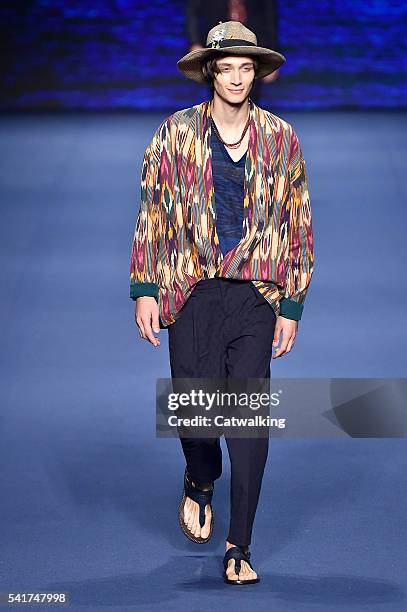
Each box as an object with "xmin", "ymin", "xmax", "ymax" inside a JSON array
[
  {"xmin": 223, "ymin": 545, "xmax": 260, "ymax": 585},
  {"xmin": 178, "ymin": 467, "xmax": 214, "ymax": 544}
]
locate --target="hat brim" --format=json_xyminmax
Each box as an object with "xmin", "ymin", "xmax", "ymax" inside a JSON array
[{"xmin": 177, "ymin": 46, "xmax": 286, "ymax": 83}]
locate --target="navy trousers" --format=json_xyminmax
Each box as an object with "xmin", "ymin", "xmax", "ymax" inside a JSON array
[{"xmin": 168, "ymin": 277, "xmax": 276, "ymax": 547}]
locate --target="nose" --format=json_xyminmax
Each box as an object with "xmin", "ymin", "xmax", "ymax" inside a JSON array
[{"xmin": 231, "ymin": 69, "xmax": 242, "ymax": 85}]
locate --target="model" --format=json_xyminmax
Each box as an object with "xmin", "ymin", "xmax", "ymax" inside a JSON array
[{"xmin": 129, "ymin": 21, "xmax": 314, "ymax": 585}]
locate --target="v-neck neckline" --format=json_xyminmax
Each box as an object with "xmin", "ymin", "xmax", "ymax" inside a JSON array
[
  {"xmin": 223, "ymin": 143, "xmax": 247, "ymax": 165},
  {"xmin": 212, "ymin": 127, "xmax": 247, "ymax": 165}
]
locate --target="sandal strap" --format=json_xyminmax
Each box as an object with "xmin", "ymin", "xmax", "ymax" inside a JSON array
[
  {"xmin": 184, "ymin": 470, "xmax": 214, "ymax": 528},
  {"xmin": 223, "ymin": 546, "xmax": 253, "ymax": 575}
]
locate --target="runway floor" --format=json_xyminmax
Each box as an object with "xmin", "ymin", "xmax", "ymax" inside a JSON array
[{"xmin": 0, "ymin": 109, "xmax": 406, "ymax": 611}]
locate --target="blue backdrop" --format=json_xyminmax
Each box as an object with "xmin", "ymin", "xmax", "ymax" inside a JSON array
[{"xmin": 1, "ymin": 0, "xmax": 406, "ymax": 110}]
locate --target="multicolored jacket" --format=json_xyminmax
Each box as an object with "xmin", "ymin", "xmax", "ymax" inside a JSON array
[{"xmin": 129, "ymin": 98, "xmax": 314, "ymax": 328}]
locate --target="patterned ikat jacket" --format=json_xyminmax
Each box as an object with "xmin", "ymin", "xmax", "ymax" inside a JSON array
[{"xmin": 129, "ymin": 98, "xmax": 314, "ymax": 328}]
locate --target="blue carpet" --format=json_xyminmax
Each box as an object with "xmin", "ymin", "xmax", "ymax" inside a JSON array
[{"xmin": 0, "ymin": 111, "xmax": 406, "ymax": 611}]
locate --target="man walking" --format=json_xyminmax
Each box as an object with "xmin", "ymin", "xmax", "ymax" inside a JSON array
[{"xmin": 129, "ymin": 21, "xmax": 314, "ymax": 584}]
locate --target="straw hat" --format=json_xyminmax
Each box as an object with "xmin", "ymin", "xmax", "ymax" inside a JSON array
[{"xmin": 177, "ymin": 20, "xmax": 286, "ymax": 83}]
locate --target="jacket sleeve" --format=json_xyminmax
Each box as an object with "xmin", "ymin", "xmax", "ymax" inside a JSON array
[
  {"xmin": 129, "ymin": 131, "xmax": 161, "ymax": 302},
  {"xmin": 279, "ymin": 129, "xmax": 314, "ymax": 321}
]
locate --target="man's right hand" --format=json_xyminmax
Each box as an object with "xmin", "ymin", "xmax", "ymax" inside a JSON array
[{"xmin": 135, "ymin": 297, "xmax": 161, "ymax": 347}]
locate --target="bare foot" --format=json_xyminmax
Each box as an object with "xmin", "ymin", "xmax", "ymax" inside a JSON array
[
  {"xmin": 183, "ymin": 478, "xmax": 212, "ymax": 539},
  {"xmin": 225, "ymin": 540, "xmax": 258, "ymax": 582}
]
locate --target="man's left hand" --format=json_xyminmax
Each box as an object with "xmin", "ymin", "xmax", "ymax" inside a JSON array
[{"xmin": 272, "ymin": 316, "xmax": 298, "ymax": 358}]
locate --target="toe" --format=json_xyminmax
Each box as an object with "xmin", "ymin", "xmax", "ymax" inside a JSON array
[
  {"xmin": 226, "ymin": 560, "xmax": 238, "ymax": 580},
  {"xmin": 192, "ymin": 505, "xmax": 202, "ymax": 537},
  {"xmin": 239, "ymin": 561, "xmax": 257, "ymax": 581},
  {"xmin": 200, "ymin": 505, "xmax": 211, "ymax": 538},
  {"xmin": 183, "ymin": 498, "xmax": 191, "ymax": 521},
  {"xmin": 186, "ymin": 502, "xmax": 195, "ymax": 530}
]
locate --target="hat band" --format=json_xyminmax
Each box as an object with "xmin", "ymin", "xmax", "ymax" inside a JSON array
[{"xmin": 206, "ymin": 39, "xmax": 257, "ymax": 49}]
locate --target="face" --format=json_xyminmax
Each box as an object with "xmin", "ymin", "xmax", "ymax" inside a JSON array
[{"xmin": 212, "ymin": 55, "xmax": 256, "ymax": 104}]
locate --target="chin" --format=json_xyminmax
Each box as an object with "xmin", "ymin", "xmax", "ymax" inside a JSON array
[{"xmin": 225, "ymin": 92, "xmax": 248, "ymax": 103}]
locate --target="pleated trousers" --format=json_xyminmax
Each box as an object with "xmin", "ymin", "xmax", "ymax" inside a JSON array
[{"xmin": 168, "ymin": 277, "xmax": 276, "ymax": 547}]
